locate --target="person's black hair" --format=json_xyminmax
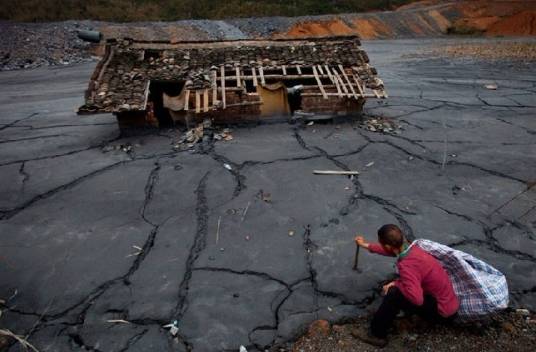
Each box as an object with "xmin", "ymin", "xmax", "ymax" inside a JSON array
[{"xmin": 377, "ymin": 224, "xmax": 405, "ymax": 248}]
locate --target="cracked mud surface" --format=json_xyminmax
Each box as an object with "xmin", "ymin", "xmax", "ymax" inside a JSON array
[{"xmin": 0, "ymin": 38, "xmax": 535, "ymax": 351}]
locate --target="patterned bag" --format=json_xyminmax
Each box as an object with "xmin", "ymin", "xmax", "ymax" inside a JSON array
[{"xmin": 414, "ymin": 239, "xmax": 509, "ymax": 319}]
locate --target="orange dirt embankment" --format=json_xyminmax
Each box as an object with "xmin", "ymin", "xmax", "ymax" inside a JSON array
[{"xmin": 279, "ymin": 0, "xmax": 536, "ymax": 39}]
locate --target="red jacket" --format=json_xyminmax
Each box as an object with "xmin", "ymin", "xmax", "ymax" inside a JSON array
[{"xmin": 369, "ymin": 243, "xmax": 459, "ymax": 317}]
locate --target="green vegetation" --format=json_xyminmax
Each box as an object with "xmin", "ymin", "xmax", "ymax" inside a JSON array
[{"xmin": 0, "ymin": 0, "xmax": 415, "ymax": 22}]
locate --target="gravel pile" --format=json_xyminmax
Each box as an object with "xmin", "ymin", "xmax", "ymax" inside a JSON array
[
  {"xmin": 0, "ymin": 20, "xmax": 99, "ymax": 71},
  {"xmin": 292, "ymin": 309, "xmax": 536, "ymax": 352}
]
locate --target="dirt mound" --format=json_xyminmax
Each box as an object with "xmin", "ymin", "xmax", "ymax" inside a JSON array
[
  {"xmin": 487, "ymin": 10, "xmax": 536, "ymax": 36},
  {"xmin": 280, "ymin": 1, "xmax": 536, "ymax": 39},
  {"xmin": 285, "ymin": 19, "xmax": 356, "ymax": 38},
  {"xmin": 292, "ymin": 310, "xmax": 536, "ymax": 352}
]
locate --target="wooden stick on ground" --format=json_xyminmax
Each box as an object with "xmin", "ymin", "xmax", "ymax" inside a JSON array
[{"xmin": 313, "ymin": 170, "xmax": 359, "ymax": 175}]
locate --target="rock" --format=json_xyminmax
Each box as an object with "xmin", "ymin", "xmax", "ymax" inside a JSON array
[
  {"xmin": 516, "ymin": 308, "xmax": 530, "ymax": 316},
  {"xmin": 307, "ymin": 320, "xmax": 331, "ymax": 338},
  {"xmin": 502, "ymin": 322, "xmax": 515, "ymax": 334},
  {"xmin": 332, "ymin": 324, "xmax": 344, "ymax": 333}
]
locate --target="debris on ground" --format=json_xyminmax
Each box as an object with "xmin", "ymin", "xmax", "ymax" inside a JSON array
[
  {"xmin": 0, "ymin": 329, "xmax": 39, "ymax": 352},
  {"xmin": 409, "ymin": 42, "xmax": 536, "ymax": 63},
  {"xmin": 106, "ymin": 319, "xmax": 130, "ymax": 324},
  {"xmin": 102, "ymin": 142, "xmax": 137, "ymax": 153},
  {"xmin": 163, "ymin": 320, "xmax": 179, "ymax": 336},
  {"xmin": 359, "ymin": 116, "xmax": 401, "ymax": 134},
  {"xmin": 292, "ymin": 309, "xmax": 536, "ymax": 352},
  {"xmin": 173, "ymin": 123, "xmax": 234, "ymax": 150},
  {"xmin": 485, "ymin": 84, "xmax": 498, "ymax": 90},
  {"xmin": 257, "ymin": 189, "xmax": 272, "ymax": 203},
  {"xmin": 213, "ymin": 128, "xmax": 234, "ymax": 141},
  {"xmin": 313, "ymin": 170, "xmax": 360, "ymax": 176}
]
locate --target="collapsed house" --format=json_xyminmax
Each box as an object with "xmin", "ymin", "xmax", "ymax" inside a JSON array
[{"xmin": 78, "ymin": 35, "xmax": 387, "ymax": 128}]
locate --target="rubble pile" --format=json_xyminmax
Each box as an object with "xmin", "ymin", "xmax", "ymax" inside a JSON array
[
  {"xmin": 0, "ymin": 21, "xmax": 97, "ymax": 71},
  {"xmin": 359, "ymin": 116, "xmax": 401, "ymax": 134},
  {"xmin": 172, "ymin": 121, "xmax": 234, "ymax": 150}
]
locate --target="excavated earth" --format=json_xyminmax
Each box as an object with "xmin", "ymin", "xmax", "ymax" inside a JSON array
[{"xmin": 0, "ymin": 37, "xmax": 536, "ymax": 352}]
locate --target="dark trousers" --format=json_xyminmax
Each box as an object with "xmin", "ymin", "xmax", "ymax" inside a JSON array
[{"xmin": 371, "ymin": 287, "xmax": 452, "ymax": 338}]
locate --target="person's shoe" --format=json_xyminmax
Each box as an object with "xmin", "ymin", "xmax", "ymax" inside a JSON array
[{"xmin": 350, "ymin": 327, "xmax": 388, "ymax": 348}]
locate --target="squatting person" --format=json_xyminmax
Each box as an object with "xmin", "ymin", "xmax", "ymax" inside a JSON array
[{"xmin": 352, "ymin": 224, "xmax": 459, "ymax": 347}]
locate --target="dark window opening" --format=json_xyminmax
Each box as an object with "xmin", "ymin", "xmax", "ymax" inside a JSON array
[{"xmin": 145, "ymin": 50, "xmax": 162, "ymax": 61}]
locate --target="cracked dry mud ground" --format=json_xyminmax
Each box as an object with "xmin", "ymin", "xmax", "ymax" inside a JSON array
[{"xmin": 0, "ymin": 38, "xmax": 535, "ymax": 352}]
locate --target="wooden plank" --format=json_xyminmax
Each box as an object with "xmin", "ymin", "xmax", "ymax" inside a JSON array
[
  {"xmin": 338, "ymin": 65, "xmax": 358, "ymax": 99},
  {"xmin": 216, "ymin": 74, "xmax": 331, "ymax": 81},
  {"xmin": 301, "ymin": 93, "xmax": 376, "ymax": 97},
  {"xmin": 251, "ymin": 67, "xmax": 258, "ymax": 87},
  {"xmin": 312, "ymin": 66, "xmax": 328, "ymax": 100},
  {"xmin": 324, "ymin": 64, "xmax": 334, "ymax": 83},
  {"xmin": 220, "ymin": 66, "xmax": 226, "ymax": 109},
  {"xmin": 259, "ymin": 66, "xmax": 266, "ymax": 85},
  {"xmin": 195, "ymin": 90, "xmax": 201, "ymax": 113},
  {"xmin": 142, "ymin": 80, "xmax": 150, "ymax": 110},
  {"xmin": 184, "ymin": 90, "xmax": 190, "ymax": 111},
  {"xmin": 313, "ymin": 170, "xmax": 360, "ymax": 175},
  {"xmin": 326, "ymin": 66, "xmax": 343, "ymax": 97},
  {"xmin": 235, "ymin": 66, "xmax": 241, "ymax": 87},
  {"xmin": 212, "ymin": 70, "xmax": 218, "ymax": 106},
  {"xmin": 352, "ymin": 74, "xmax": 364, "ymax": 96},
  {"xmin": 203, "ymin": 88, "xmax": 209, "ymax": 112},
  {"xmin": 282, "ymin": 65, "xmax": 287, "ymax": 75},
  {"xmin": 296, "ymin": 65, "xmax": 302, "ymax": 75},
  {"xmin": 184, "ymin": 100, "xmax": 262, "ymax": 112},
  {"xmin": 333, "ymin": 71, "xmax": 350, "ymax": 97}
]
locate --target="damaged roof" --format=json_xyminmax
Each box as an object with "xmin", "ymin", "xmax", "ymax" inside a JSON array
[{"xmin": 79, "ymin": 36, "xmax": 386, "ymax": 114}]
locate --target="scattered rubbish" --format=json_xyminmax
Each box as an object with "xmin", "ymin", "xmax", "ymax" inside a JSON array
[
  {"xmin": 226, "ymin": 208, "xmax": 238, "ymax": 215},
  {"xmin": 245, "ymin": 235, "xmax": 250, "ymax": 241},
  {"xmin": 365, "ymin": 161, "xmax": 375, "ymax": 167},
  {"xmin": 126, "ymin": 245, "xmax": 143, "ymax": 258},
  {"xmin": 344, "ymin": 186, "xmax": 350, "ymax": 190},
  {"xmin": 307, "ymin": 121, "xmax": 314, "ymax": 126},
  {"xmin": 216, "ymin": 216, "xmax": 221, "ymax": 245},
  {"xmin": 163, "ymin": 320, "xmax": 179, "ymax": 336},
  {"xmin": 223, "ymin": 163, "xmax": 233, "ymax": 171},
  {"xmin": 214, "ymin": 128, "xmax": 234, "ymax": 141},
  {"xmin": 239, "ymin": 346, "xmax": 248, "ymax": 352},
  {"xmin": 313, "ymin": 170, "xmax": 359, "ymax": 176},
  {"xmin": 450, "ymin": 154, "xmax": 457, "ymax": 158},
  {"xmin": 0, "ymin": 329, "xmax": 39, "ymax": 352},
  {"xmin": 327, "ymin": 306, "xmax": 333, "ymax": 312},
  {"xmin": 359, "ymin": 116, "xmax": 400, "ymax": 134},
  {"xmin": 241, "ymin": 202, "xmax": 250, "ymax": 222},
  {"xmin": 7, "ymin": 289, "xmax": 17, "ymax": 302},
  {"xmin": 220, "ymin": 247, "xmax": 225, "ymax": 252},
  {"xmin": 408, "ymin": 156, "xmax": 414, "ymax": 161},
  {"xmin": 107, "ymin": 319, "xmax": 130, "ymax": 324},
  {"xmin": 102, "ymin": 143, "xmax": 134, "ymax": 154},
  {"xmin": 516, "ymin": 308, "xmax": 530, "ymax": 316},
  {"xmin": 288, "ymin": 230, "xmax": 295, "ymax": 237},
  {"xmin": 173, "ymin": 164, "xmax": 183, "ymax": 171},
  {"xmin": 258, "ymin": 189, "xmax": 272, "ymax": 203},
  {"xmin": 485, "ymin": 84, "xmax": 498, "ymax": 90}
]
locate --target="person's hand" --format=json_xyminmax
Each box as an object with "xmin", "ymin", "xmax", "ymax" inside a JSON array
[
  {"xmin": 355, "ymin": 235, "xmax": 367, "ymax": 248},
  {"xmin": 382, "ymin": 281, "xmax": 396, "ymax": 296}
]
